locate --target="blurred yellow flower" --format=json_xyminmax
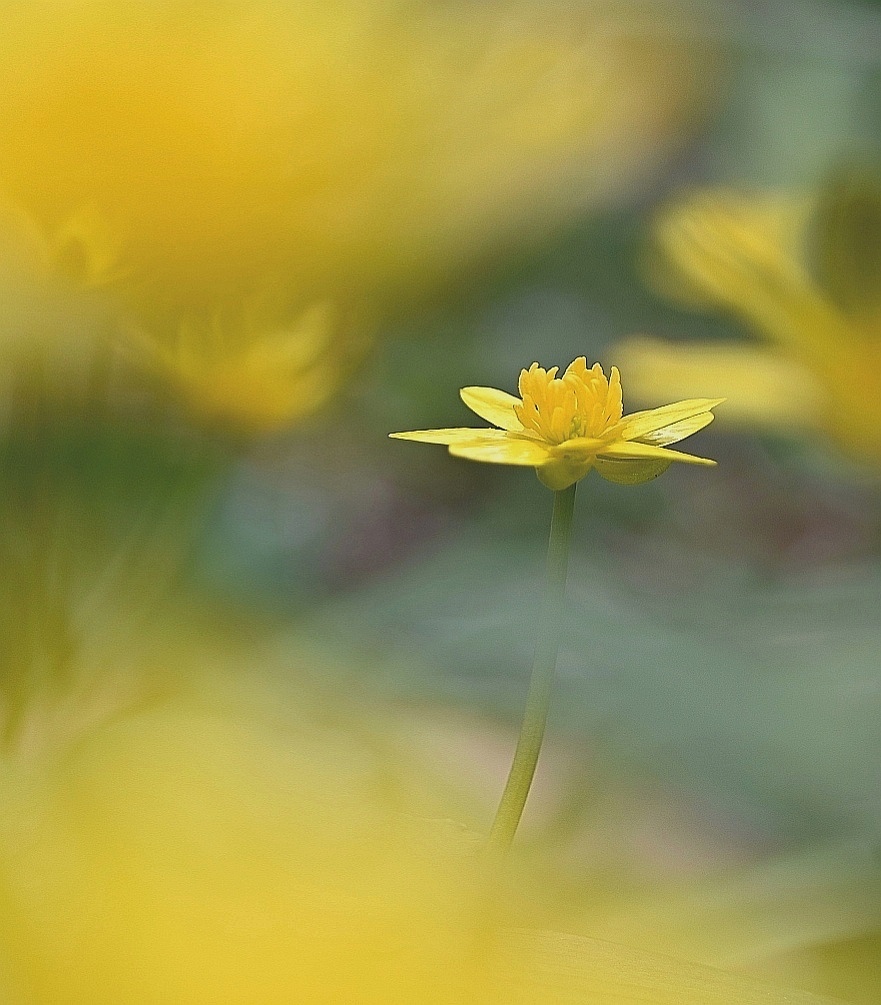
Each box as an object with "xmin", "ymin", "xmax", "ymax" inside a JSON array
[
  {"xmin": 133, "ymin": 302, "xmax": 358, "ymax": 435},
  {"xmin": 617, "ymin": 176, "xmax": 881, "ymax": 467},
  {"xmin": 0, "ymin": 1, "xmax": 710, "ymax": 307},
  {"xmin": 0, "ymin": 0, "xmax": 713, "ymax": 431},
  {"xmin": 391, "ymin": 357, "xmax": 720, "ymax": 489}
]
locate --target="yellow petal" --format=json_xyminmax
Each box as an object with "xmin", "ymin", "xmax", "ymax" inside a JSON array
[
  {"xmin": 636, "ymin": 411, "xmax": 715, "ymax": 447},
  {"xmin": 598, "ymin": 440, "xmax": 716, "ymax": 466},
  {"xmin": 449, "ymin": 435, "xmax": 549, "ymax": 466},
  {"xmin": 460, "ymin": 386, "xmax": 524, "ymax": 431},
  {"xmin": 389, "ymin": 427, "xmax": 506, "ymax": 445},
  {"xmin": 594, "ymin": 457, "xmax": 671, "ymax": 484},
  {"xmin": 618, "ymin": 399, "xmax": 723, "ymax": 442},
  {"xmin": 615, "ymin": 336, "xmax": 824, "ymax": 431}
]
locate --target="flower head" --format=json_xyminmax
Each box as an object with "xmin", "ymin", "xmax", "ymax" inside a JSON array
[{"xmin": 391, "ymin": 358, "xmax": 720, "ymax": 490}]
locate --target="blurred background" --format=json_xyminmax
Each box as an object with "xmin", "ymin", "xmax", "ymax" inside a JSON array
[{"xmin": 1, "ymin": 0, "xmax": 881, "ymax": 1001}]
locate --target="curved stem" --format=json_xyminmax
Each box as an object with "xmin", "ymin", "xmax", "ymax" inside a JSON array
[{"xmin": 487, "ymin": 483, "xmax": 577, "ymax": 853}]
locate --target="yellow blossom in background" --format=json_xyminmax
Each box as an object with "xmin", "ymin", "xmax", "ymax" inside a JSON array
[
  {"xmin": 391, "ymin": 357, "xmax": 720, "ymax": 489},
  {"xmin": 616, "ymin": 174, "xmax": 881, "ymax": 468},
  {"xmin": 0, "ymin": 0, "xmax": 710, "ymax": 303},
  {"xmin": 131, "ymin": 302, "xmax": 364, "ymax": 435},
  {"xmin": 0, "ymin": 0, "xmax": 713, "ymax": 432}
]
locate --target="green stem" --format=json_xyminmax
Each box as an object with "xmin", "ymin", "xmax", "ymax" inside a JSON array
[{"xmin": 487, "ymin": 482, "xmax": 577, "ymax": 853}]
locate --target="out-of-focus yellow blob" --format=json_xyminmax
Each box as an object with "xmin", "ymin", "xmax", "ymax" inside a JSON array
[
  {"xmin": 0, "ymin": 0, "xmax": 713, "ymax": 432},
  {"xmin": 0, "ymin": 692, "xmax": 840, "ymax": 1003},
  {"xmin": 617, "ymin": 182, "xmax": 881, "ymax": 469},
  {"xmin": 0, "ymin": 702, "xmax": 481, "ymax": 1003},
  {"xmin": 0, "ymin": 1, "xmax": 710, "ymax": 304}
]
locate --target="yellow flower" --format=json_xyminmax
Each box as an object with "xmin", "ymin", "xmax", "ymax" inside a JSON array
[
  {"xmin": 616, "ymin": 178, "xmax": 881, "ymax": 467},
  {"xmin": 391, "ymin": 357, "xmax": 720, "ymax": 490}
]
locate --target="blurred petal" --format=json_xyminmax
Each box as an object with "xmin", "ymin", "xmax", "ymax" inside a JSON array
[
  {"xmin": 649, "ymin": 191, "xmax": 849, "ymax": 359},
  {"xmin": 598, "ymin": 440, "xmax": 715, "ymax": 467},
  {"xmin": 499, "ymin": 930, "xmax": 840, "ymax": 1004},
  {"xmin": 460, "ymin": 386, "xmax": 523, "ymax": 431},
  {"xmin": 806, "ymin": 165, "xmax": 881, "ymax": 320},
  {"xmin": 49, "ymin": 205, "xmax": 126, "ymax": 288},
  {"xmin": 651, "ymin": 191, "xmax": 804, "ymax": 309},
  {"xmin": 618, "ymin": 399, "xmax": 723, "ymax": 441},
  {"xmin": 616, "ymin": 336, "xmax": 823, "ymax": 431},
  {"xmin": 449, "ymin": 436, "xmax": 549, "ymax": 466},
  {"xmin": 135, "ymin": 302, "xmax": 348, "ymax": 434}
]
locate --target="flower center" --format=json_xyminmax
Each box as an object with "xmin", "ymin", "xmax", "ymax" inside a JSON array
[{"xmin": 514, "ymin": 358, "xmax": 623, "ymax": 444}]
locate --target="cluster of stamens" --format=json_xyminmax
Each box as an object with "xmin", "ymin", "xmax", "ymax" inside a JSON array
[{"xmin": 513, "ymin": 358, "xmax": 623, "ymax": 444}]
